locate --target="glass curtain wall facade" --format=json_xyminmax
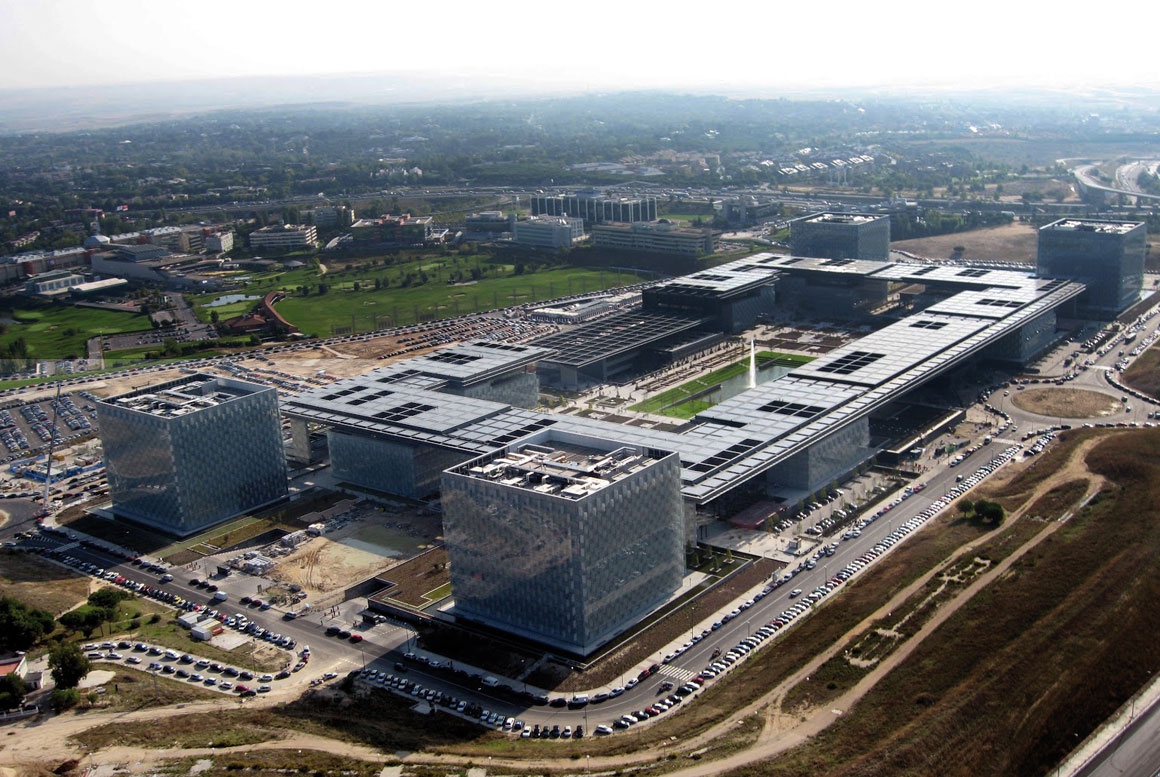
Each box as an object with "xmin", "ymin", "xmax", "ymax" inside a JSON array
[
  {"xmin": 442, "ymin": 435, "xmax": 684, "ymax": 655},
  {"xmin": 1037, "ymin": 219, "xmax": 1146, "ymax": 318},
  {"xmin": 98, "ymin": 376, "xmax": 287, "ymax": 536}
]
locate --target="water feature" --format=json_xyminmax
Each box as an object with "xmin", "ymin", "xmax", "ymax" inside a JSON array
[
  {"xmin": 715, "ymin": 360, "xmax": 793, "ymax": 404},
  {"xmin": 748, "ymin": 337, "xmax": 757, "ymax": 389}
]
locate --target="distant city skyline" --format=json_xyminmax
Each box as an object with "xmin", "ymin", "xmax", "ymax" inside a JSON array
[{"xmin": 2, "ymin": 0, "xmax": 1159, "ymax": 94}]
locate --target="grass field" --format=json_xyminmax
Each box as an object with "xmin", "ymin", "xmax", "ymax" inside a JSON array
[
  {"xmin": 630, "ymin": 352, "xmax": 813, "ymax": 418},
  {"xmin": 0, "ymin": 549, "xmax": 91, "ymax": 615},
  {"xmin": 724, "ymin": 428, "xmax": 1160, "ymax": 777},
  {"xmin": 0, "ymin": 301, "xmax": 149, "ymax": 361},
  {"xmin": 1122, "ymin": 340, "xmax": 1160, "ymax": 399},
  {"xmin": 71, "ymin": 687, "xmax": 490, "ymax": 756}
]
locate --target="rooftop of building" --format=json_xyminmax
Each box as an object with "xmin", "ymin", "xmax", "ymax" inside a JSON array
[
  {"xmin": 453, "ymin": 438, "xmax": 669, "ymax": 499},
  {"xmin": 285, "ymin": 253, "xmax": 1088, "ymax": 505},
  {"xmin": 405, "ymin": 340, "xmax": 555, "ymax": 385},
  {"xmin": 798, "ymin": 212, "xmax": 886, "ymax": 226},
  {"xmin": 253, "ymin": 223, "xmax": 315, "ymax": 233},
  {"xmin": 594, "ymin": 220, "xmax": 708, "ymax": 234},
  {"xmin": 1040, "ymin": 218, "xmax": 1143, "ymax": 234},
  {"xmin": 116, "ymin": 243, "xmax": 169, "ymax": 256},
  {"xmin": 531, "ymin": 310, "xmax": 704, "ymax": 367},
  {"xmin": 100, "ymin": 374, "xmax": 266, "ymax": 418},
  {"xmin": 523, "ymin": 215, "xmax": 582, "ymax": 225}
]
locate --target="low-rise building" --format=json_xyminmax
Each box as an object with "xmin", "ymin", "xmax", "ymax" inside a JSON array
[
  {"xmin": 349, "ymin": 214, "xmax": 433, "ymax": 246},
  {"xmin": 465, "ymin": 211, "xmax": 516, "ymax": 236},
  {"xmin": 24, "ymin": 270, "xmax": 86, "ymax": 297},
  {"xmin": 513, "ymin": 215, "xmax": 585, "ymax": 250},
  {"xmin": 591, "ymin": 220, "xmax": 717, "ymax": 256},
  {"xmin": 249, "ymin": 224, "xmax": 318, "ymax": 251},
  {"xmin": 206, "ymin": 231, "xmax": 234, "ymax": 254}
]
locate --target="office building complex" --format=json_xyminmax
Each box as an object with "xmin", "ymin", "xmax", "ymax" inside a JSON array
[
  {"xmin": 530, "ymin": 191, "xmax": 657, "ymax": 228},
  {"xmin": 591, "ymin": 220, "xmax": 717, "ymax": 256},
  {"xmin": 248, "ymin": 224, "xmax": 318, "ymax": 251},
  {"xmin": 789, "ymin": 213, "xmax": 891, "ymax": 261},
  {"xmin": 464, "ymin": 211, "xmax": 516, "ymax": 236},
  {"xmin": 442, "ymin": 432, "xmax": 684, "ymax": 655},
  {"xmin": 1037, "ymin": 218, "xmax": 1146, "ymax": 318},
  {"xmin": 24, "ymin": 270, "xmax": 86, "ymax": 297},
  {"xmin": 285, "ymin": 254, "xmax": 1085, "ymax": 511},
  {"xmin": 512, "ymin": 216, "xmax": 585, "ymax": 250},
  {"xmin": 286, "ymin": 340, "xmax": 553, "ymax": 495},
  {"xmin": 96, "ymin": 374, "xmax": 287, "ymax": 536},
  {"xmin": 350, "ymin": 214, "xmax": 433, "ymax": 246}
]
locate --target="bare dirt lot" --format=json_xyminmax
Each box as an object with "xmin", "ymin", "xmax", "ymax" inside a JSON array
[
  {"xmin": 892, "ymin": 222, "xmax": 1038, "ymax": 263},
  {"xmin": 0, "ymin": 549, "xmax": 93, "ymax": 614},
  {"xmin": 268, "ymin": 506, "xmax": 442, "ymax": 607},
  {"xmin": 1011, "ymin": 387, "xmax": 1121, "ymax": 418}
]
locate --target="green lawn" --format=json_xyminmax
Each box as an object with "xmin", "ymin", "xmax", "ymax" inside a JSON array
[
  {"xmin": 631, "ymin": 351, "xmax": 814, "ymax": 418},
  {"xmin": 0, "ymin": 300, "xmax": 150, "ymax": 360}
]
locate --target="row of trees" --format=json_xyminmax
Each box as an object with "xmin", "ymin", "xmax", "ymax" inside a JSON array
[{"xmin": 0, "ymin": 586, "xmax": 137, "ymax": 711}]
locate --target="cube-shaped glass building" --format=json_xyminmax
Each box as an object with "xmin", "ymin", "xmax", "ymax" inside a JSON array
[
  {"xmin": 441, "ymin": 430, "xmax": 685, "ymax": 655},
  {"xmin": 1037, "ymin": 218, "xmax": 1146, "ymax": 318},
  {"xmin": 96, "ymin": 374, "xmax": 287, "ymax": 536}
]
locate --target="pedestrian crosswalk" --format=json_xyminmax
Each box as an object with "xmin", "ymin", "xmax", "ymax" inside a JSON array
[{"xmin": 658, "ymin": 664, "xmax": 697, "ymax": 682}]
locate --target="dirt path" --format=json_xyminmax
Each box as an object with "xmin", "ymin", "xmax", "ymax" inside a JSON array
[{"xmin": 8, "ymin": 438, "xmax": 1112, "ymax": 777}]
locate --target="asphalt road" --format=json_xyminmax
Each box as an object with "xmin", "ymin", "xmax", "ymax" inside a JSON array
[{"xmin": 1077, "ymin": 695, "xmax": 1160, "ymax": 777}]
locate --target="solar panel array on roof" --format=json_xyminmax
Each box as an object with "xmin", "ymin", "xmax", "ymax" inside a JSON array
[
  {"xmin": 372, "ymin": 402, "xmax": 435, "ymax": 422},
  {"xmin": 348, "ymin": 389, "xmax": 393, "ymax": 406},
  {"xmin": 428, "ymin": 352, "xmax": 481, "ymax": 366},
  {"xmin": 816, "ymin": 350, "xmax": 884, "ymax": 376},
  {"xmin": 757, "ymin": 400, "xmax": 827, "ymax": 418},
  {"xmin": 377, "ymin": 369, "xmax": 422, "ymax": 384}
]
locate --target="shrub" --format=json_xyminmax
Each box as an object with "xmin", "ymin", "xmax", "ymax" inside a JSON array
[{"xmin": 51, "ymin": 688, "xmax": 80, "ymax": 711}]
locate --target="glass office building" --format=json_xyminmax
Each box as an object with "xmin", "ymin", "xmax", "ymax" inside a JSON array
[
  {"xmin": 96, "ymin": 374, "xmax": 287, "ymax": 536},
  {"xmin": 1037, "ymin": 218, "xmax": 1146, "ymax": 318},
  {"xmin": 442, "ymin": 431, "xmax": 685, "ymax": 655},
  {"xmin": 790, "ymin": 212, "xmax": 891, "ymax": 261}
]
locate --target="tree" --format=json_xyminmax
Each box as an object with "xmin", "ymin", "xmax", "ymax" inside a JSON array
[
  {"xmin": 975, "ymin": 500, "xmax": 1005, "ymax": 526},
  {"xmin": 48, "ymin": 642, "xmax": 91, "ymax": 689},
  {"xmin": 59, "ymin": 606, "xmax": 108, "ymax": 638},
  {"xmin": 0, "ymin": 674, "xmax": 26, "ymax": 709},
  {"xmin": 957, "ymin": 498, "xmax": 974, "ymax": 515},
  {"xmin": 87, "ymin": 587, "xmax": 129, "ymax": 610},
  {"xmin": 0, "ymin": 596, "xmax": 55, "ymax": 652}
]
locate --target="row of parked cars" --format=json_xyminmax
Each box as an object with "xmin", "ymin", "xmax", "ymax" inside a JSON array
[
  {"xmin": 83, "ymin": 639, "xmax": 285, "ymax": 696},
  {"xmin": 609, "ymin": 445, "xmax": 1032, "ymax": 734}
]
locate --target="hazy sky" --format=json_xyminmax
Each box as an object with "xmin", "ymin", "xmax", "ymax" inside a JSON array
[{"xmin": 2, "ymin": 0, "xmax": 1158, "ymax": 93}]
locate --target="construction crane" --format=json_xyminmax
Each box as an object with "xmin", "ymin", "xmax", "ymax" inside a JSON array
[{"xmin": 37, "ymin": 383, "xmax": 62, "ymax": 521}]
